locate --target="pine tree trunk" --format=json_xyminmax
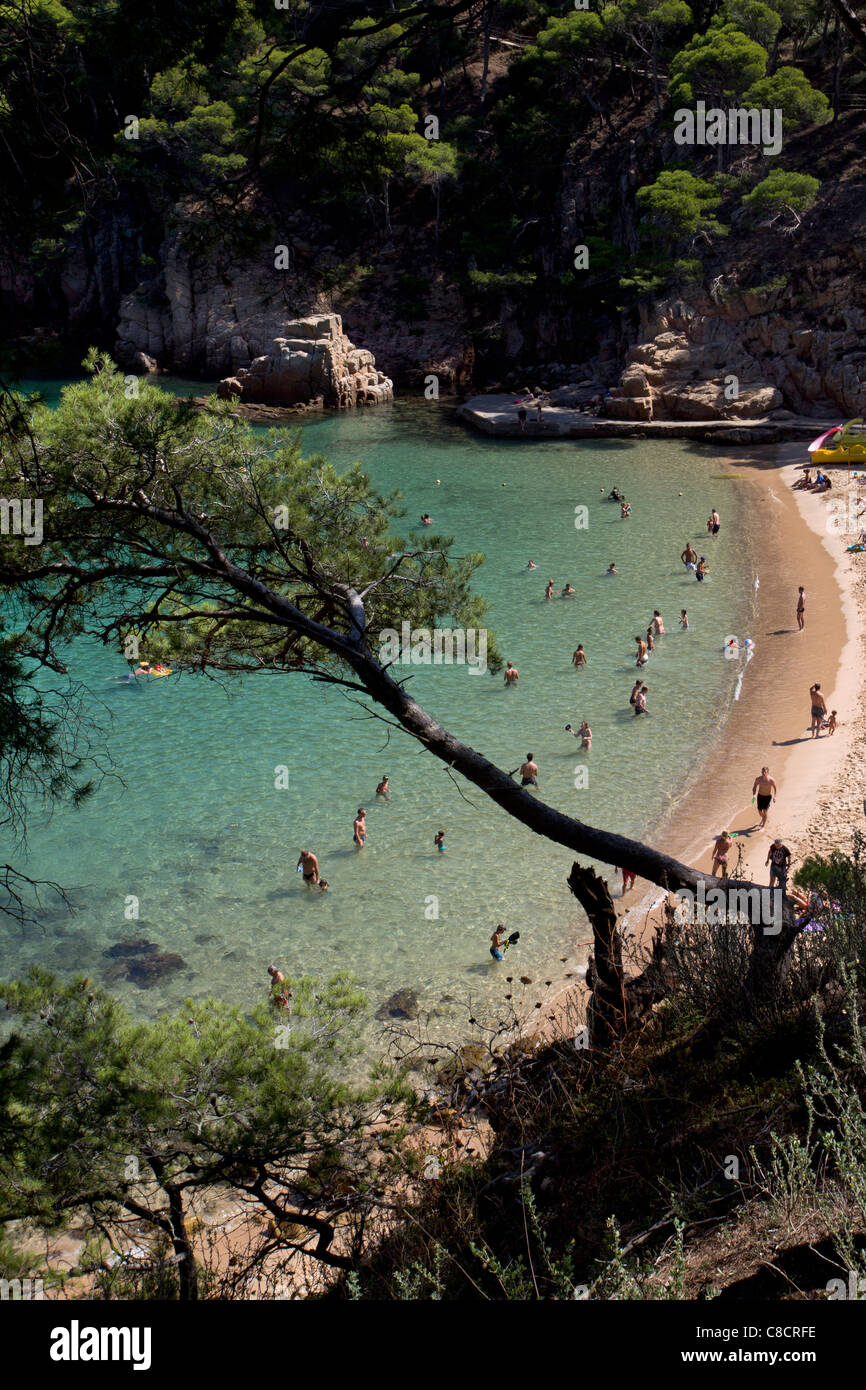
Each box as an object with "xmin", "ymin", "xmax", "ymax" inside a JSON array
[{"xmin": 567, "ymin": 862, "xmax": 626, "ymax": 1048}]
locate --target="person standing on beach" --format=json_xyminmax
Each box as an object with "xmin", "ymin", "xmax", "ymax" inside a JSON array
[
  {"xmin": 809, "ymin": 682, "xmax": 827, "ymax": 738},
  {"xmin": 751, "ymin": 766, "xmax": 777, "ymax": 829},
  {"xmin": 620, "ymin": 866, "xmax": 637, "ymax": 894},
  {"xmin": 711, "ymin": 830, "xmax": 733, "ymax": 877},
  {"xmin": 517, "ymin": 406, "xmax": 527, "ymax": 432},
  {"xmin": 572, "ymin": 644, "xmax": 588, "ymax": 667},
  {"xmin": 766, "ymin": 839, "xmax": 792, "ymax": 890},
  {"xmin": 796, "ymin": 586, "xmax": 806, "ymax": 631},
  {"xmin": 504, "ymin": 661, "xmax": 519, "ymax": 686}
]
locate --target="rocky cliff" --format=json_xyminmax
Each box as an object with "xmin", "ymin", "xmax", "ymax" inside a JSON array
[
  {"xmin": 216, "ymin": 314, "xmax": 392, "ymax": 410},
  {"xmin": 606, "ymin": 250, "xmax": 866, "ymax": 423},
  {"xmin": 113, "ymin": 234, "xmax": 470, "ymax": 399}
]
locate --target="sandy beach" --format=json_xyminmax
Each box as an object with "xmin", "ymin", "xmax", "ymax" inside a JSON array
[{"xmin": 538, "ymin": 438, "xmax": 866, "ymax": 1027}]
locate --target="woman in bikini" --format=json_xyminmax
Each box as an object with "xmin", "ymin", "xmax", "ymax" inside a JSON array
[{"xmin": 711, "ymin": 831, "xmax": 733, "ymax": 877}]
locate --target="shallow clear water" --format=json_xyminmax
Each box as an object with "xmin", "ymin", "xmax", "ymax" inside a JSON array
[{"xmin": 3, "ymin": 384, "xmax": 757, "ymax": 1049}]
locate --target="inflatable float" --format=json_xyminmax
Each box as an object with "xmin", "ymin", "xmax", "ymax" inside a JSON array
[{"xmin": 808, "ymin": 418, "xmax": 866, "ymax": 465}]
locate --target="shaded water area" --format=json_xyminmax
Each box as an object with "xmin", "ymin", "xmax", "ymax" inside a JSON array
[{"xmin": 2, "ymin": 383, "xmax": 761, "ymax": 1059}]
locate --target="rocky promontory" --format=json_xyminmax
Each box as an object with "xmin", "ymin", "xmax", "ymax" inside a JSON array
[{"xmin": 216, "ymin": 314, "xmax": 392, "ymax": 410}]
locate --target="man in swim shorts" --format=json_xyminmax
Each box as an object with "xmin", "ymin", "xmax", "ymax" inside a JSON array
[
  {"xmin": 709, "ymin": 508, "xmax": 720, "ymax": 536},
  {"xmin": 751, "ymin": 766, "xmax": 777, "ymax": 829},
  {"xmin": 634, "ymin": 685, "xmax": 648, "ymax": 716},
  {"xmin": 796, "ymin": 586, "xmax": 805, "ymax": 631},
  {"xmin": 519, "ymin": 754, "xmax": 539, "ymax": 787},
  {"xmin": 353, "ymin": 809, "xmax": 367, "ymax": 847},
  {"xmin": 681, "ymin": 543, "xmax": 697, "ymax": 567},
  {"xmin": 635, "ymin": 636, "xmax": 647, "ymax": 666},
  {"xmin": 297, "ymin": 849, "xmax": 319, "ymax": 885},
  {"xmin": 490, "ymin": 924, "xmax": 507, "ymax": 961},
  {"xmin": 809, "ymin": 682, "xmax": 827, "ymax": 738},
  {"xmin": 620, "ymin": 866, "xmax": 636, "ymax": 894}
]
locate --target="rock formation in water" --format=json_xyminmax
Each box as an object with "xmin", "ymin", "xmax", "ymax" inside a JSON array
[{"xmin": 216, "ymin": 314, "xmax": 393, "ymax": 410}]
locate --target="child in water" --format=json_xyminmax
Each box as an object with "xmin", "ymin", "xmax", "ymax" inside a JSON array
[
  {"xmin": 680, "ymin": 610, "xmax": 689, "ymax": 629},
  {"xmin": 434, "ymin": 830, "xmax": 445, "ymax": 852},
  {"xmin": 490, "ymin": 925, "xmax": 507, "ymax": 961}
]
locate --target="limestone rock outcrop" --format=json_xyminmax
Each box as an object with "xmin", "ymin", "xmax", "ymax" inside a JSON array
[
  {"xmin": 114, "ymin": 233, "xmax": 469, "ymax": 395},
  {"xmin": 606, "ymin": 267, "xmax": 866, "ymax": 421},
  {"xmin": 216, "ymin": 314, "xmax": 393, "ymax": 409}
]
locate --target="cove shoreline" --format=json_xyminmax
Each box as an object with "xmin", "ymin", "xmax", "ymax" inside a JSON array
[{"xmin": 533, "ymin": 437, "xmax": 864, "ymax": 1033}]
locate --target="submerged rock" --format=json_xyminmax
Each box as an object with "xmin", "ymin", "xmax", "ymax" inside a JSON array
[
  {"xmin": 126, "ymin": 952, "xmax": 188, "ymax": 988},
  {"xmin": 103, "ymin": 939, "xmax": 159, "ymax": 958},
  {"xmin": 375, "ymin": 988, "xmax": 419, "ymax": 1021}
]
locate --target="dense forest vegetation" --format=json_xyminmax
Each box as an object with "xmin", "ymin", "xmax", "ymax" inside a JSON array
[{"xmin": 1, "ymin": 0, "xmax": 863, "ymax": 381}]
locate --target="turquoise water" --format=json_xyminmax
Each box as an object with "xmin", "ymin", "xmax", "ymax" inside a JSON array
[{"xmin": 3, "ymin": 384, "xmax": 758, "ymax": 1047}]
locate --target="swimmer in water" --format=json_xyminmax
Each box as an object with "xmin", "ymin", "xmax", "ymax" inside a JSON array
[
  {"xmin": 561, "ymin": 583, "xmax": 576, "ymax": 597},
  {"xmin": 635, "ymin": 635, "xmax": 648, "ymax": 665},
  {"xmin": 579, "ymin": 720, "xmax": 591, "ymax": 749},
  {"xmin": 267, "ymin": 965, "xmax": 290, "ymax": 1010},
  {"xmin": 652, "ymin": 610, "xmax": 665, "ymax": 635},
  {"xmin": 629, "ymin": 679, "xmax": 642, "ymax": 707},
  {"xmin": 318, "ymin": 880, "xmax": 329, "ymax": 893},
  {"xmin": 504, "ymin": 661, "xmax": 519, "ymax": 685},
  {"xmin": 545, "ymin": 578, "xmax": 554, "ymax": 601},
  {"xmin": 353, "ymin": 808, "xmax": 367, "ymax": 847},
  {"xmin": 434, "ymin": 829, "xmax": 445, "ymax": 852},
  {"xmin": 646, "ymin": 627, "xmax": 654, "ymax": 653},
  {"xmin": 696, "ymin": 557, "xmax": 708, "ymax": 581},
  {"xmin": 376, "ymin": 775, "xmax": 390, "ymax": 801},
  {"xmin": 297, "ymin": 849, "xmax": 320, "ymax": 885},
  {"xmin": 490, "ymin": 924, "xmax": 507, "ymax": 961},
  {"xmin": 519, "ymin": 754, "xmax": 538, "ymax": 787},
  {"xmin": 680, "ymin": 610, "xmax": 689, "ymax": 629},
  {"xmin": 634, "ymin": 684, "xmax": 648, "ymax": 716},
  {"xmin": 572, "ymin": 644, "xmax": 587, "ymax": 667},
  {"xmin": 606, "ymin": 562, "xmax": 618, "ymax": 575},
  {"xmin": 420, "ymin": 513, "xmax": 433, "ymax": 525},
  {"xmin": 620, "ymin": 500, "xmax": 631, "ymax": 518},
  {"xmin": 681, "ymin": 542, "xmax": 697, "ymax": 568},
  {"xmin": 526, "ymin": 560, "xmax": 537, "ymax": 569}
]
